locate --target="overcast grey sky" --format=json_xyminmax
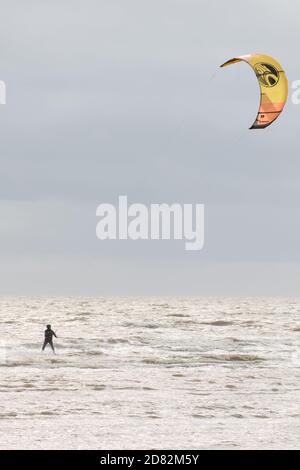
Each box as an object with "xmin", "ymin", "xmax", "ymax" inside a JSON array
[{"xmin": 1, "ymin": 0, "xmax": 300, "ymax": 295}]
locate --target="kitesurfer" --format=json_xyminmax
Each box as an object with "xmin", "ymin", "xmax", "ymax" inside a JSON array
[{"xmin": 42, "ymin": 324, "xmax": 57, "ymax": 353}]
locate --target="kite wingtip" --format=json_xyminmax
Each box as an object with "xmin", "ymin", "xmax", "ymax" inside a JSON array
[{"xmin": 249, "ymin": 124, "xmax": 269, "ymax": 130}]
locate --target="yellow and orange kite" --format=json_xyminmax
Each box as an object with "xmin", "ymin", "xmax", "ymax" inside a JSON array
[{"xmin": 220, "ymin": 53, "xmax": 288, "ymax": 129}]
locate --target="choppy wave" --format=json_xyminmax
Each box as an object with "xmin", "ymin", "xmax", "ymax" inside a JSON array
[
  {"xmin": 0, "ymin": 296, "xmax": 299, "ymax": 449},
  {"xmin": 201, "ymin": 320, "xmax": 235, "ymax": 326},
  {"xmin": 201, "ymin": 353, "xmax": 265, "ymax": 363}
]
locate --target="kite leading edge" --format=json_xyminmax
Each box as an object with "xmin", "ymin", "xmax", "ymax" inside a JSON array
[{"xmin": 220, "ymin": 54, "xmax": 288, "ymax": 129}]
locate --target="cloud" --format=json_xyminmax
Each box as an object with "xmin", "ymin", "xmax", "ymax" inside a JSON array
[{"xmin": 0, "ymin": 0, "xmax": 299, "ymax": 294}]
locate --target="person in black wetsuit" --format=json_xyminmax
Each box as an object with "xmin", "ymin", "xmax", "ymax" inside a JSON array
[{"xmin": 42, "ymin": 324, "xmax": 57, "ymax": 353}]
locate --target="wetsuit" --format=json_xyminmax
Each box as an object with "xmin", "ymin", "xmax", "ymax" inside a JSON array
[{"xmin": 42, "ymin": 328, "xmax": 57, "ymax": 352}]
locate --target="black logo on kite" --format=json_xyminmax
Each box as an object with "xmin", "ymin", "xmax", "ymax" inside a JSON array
[{"xmin": 254, "ymin": 63, "xmax": 279, "ymax": 87}]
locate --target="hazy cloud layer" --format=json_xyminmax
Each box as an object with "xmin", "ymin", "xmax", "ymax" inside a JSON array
[{"xmin": 0, "ymin": 0, "xmax": 299, "ymax": 295}]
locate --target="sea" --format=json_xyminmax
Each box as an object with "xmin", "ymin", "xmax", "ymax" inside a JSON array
[{"xmin": 0, "ymin": 297, "xmax": 299, "ymax": 449}]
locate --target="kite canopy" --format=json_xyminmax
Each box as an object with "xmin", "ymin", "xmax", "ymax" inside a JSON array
[{"xmin": 220, "ymin": 53, "xmax": 288, "ymax": 129}]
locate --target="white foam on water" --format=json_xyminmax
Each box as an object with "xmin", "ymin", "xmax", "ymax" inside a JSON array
[{"xmin": 0, "ymin": 296, "xmax": 299, "ymax": 449}]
